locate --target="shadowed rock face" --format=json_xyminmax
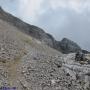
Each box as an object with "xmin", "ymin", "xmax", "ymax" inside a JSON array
[
  {"xmin": 60, "ymin": 38, "xmax": 81, "ymax": 54},
  {"xmin": 0, "ymin": 7, "xmax": 84, "ymax": 54}
]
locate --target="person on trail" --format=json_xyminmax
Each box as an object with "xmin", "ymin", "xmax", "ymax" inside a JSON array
[
  {"xmin": 75, "ymin": 51, "xmax": 81, "ymax": 61},
  {"xmin": 75, "ymin": 51, "xmax": 85, "ymax": 61}
]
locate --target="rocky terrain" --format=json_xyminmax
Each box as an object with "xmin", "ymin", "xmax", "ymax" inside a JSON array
[{"xmin": 0, "ymin": 7, "xmax": 90, "ymax": 90}]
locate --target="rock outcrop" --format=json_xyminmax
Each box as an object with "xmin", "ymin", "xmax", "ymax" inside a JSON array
[
  {"xmin": 62, "ymin": 53, "xmax": 90, "ymax": 90},
  {"xmin": 59, "ymin": 38, "xmax": 81, "ymax": 54}
]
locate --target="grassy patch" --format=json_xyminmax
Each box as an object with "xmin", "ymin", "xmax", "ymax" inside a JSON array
[{"xmin": 16, "ymin": 30, "xmax": 32, "ymax": 45}]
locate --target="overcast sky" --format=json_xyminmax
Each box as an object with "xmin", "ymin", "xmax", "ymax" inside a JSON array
[{"xmin": 0, "ymin": 0, "xmax": 90, "ymax": 50}]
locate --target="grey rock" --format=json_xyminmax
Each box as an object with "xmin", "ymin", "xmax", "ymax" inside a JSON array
[{"xmin": 60, "ymin": 38, "xmax": 81, "ymax": 53}]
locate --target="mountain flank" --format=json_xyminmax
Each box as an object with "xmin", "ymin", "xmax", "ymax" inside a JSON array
[{"xmin": 0, "ymin": 7, "xmax": 84, "ymax": 54}]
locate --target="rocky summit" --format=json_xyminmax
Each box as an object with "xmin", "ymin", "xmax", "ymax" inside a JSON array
[{"xmin": 0, "ymin": 7, "xmax": 90, "ymax": 90}]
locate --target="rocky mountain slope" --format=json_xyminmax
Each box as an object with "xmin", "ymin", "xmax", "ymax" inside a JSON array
[
  {"xmin": 0, "ymin": 7, "xmax": 90, "ymax": 90},
  {"xmin": 0, "ymin": 7, "xmax": 82, "ymax": 54},
  {"xmin": 0, "ymin": 18, "xmax": 62, "ymax": 89}
]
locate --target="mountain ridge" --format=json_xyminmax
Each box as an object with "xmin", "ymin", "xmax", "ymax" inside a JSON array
[{"xmin": 0, "ymin": 7, "xmax": 87, "ymax": 54}]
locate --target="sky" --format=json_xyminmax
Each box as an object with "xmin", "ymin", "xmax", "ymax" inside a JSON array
[{"xmin": 0, "ymin": 0, "xmax": 90, "ymax": 50}]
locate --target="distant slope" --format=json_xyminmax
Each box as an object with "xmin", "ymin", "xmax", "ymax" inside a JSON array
[{"xmin": 0, "ymin": 7, "xmax": 82, "ymax": 53}]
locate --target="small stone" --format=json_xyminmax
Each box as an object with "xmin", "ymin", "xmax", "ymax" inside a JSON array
[{"xmin": 66, "ymin": 73, "xmax": 70, "ymax": 76}]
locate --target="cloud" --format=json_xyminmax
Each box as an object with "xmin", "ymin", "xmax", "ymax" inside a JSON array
[
  {"xmin": 49, "ymin": 0, "xmax": 90, "ymax": 13},
  {"xmin": 18, "ymin": 0, "xmax": 43, "ymax": 23},
  {"xmin": 0, "ymin": 0, "xmax": 19, "ymax": 16},
  {"xmin": 3, "ymin": 0, "xmax": 89, "ymax": 23},
  {"xmin": 16, "ymin": 0, "xmax": 90, "ymax": 24}
]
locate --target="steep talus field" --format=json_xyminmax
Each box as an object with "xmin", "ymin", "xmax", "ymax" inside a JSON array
[
  {"xmin": 0, "ymin": 20, "xmax": 26, "ymax": 62},
  {"xmin": 0, "ymin": 19, "xmax": 29, "ymax": 87},
  {"xmin": 0, "ymin": 19, "xmax": 62, "ymax": 89}
]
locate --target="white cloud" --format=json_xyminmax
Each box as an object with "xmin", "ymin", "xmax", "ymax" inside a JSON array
[
  {"xmin": 1, "ymin": 0, "xmax": 90, "ymax": 21},
  {"xmin": 18, "ymin": 0, "xmax": 43, "ymax": 22},
  {"xmin": 49, "ymin": 0, "xmax": 90, "ymax": 13},
  {"xmin": 16, "ymin": 0, "xmax": 90, "ymax": 23}
]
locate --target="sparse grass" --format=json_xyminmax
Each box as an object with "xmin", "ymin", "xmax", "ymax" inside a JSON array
[
  {"xmin": 0, "ymin": 48, "xmax": 27, "ymax": 86},
  {"xmin": 16, "ymin": 30, "xmax": 32, "ymax": 45},
  {"xmin": 23, "ymin": 37, "xmax": 32, "ymax": 45},
  {"xmin": 3, "ymin": 56, "xmax": 22, "ymax": 86},
  {"xmin": 7, "ymin": 47, "xmax": 28, "ymax": 86}
]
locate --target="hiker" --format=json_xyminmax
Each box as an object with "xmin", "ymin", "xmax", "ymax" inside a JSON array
[{"xmin": 75, "ymin": 51, "xmax": 85, "ymax": 61}]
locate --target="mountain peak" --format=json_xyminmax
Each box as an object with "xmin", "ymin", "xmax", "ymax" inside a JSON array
[{"xmin": 0, "ymin": 6, "xmax": 4, "ymax": 12}]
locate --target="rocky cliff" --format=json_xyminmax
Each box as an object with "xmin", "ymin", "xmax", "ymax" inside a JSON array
[
  {"xmin": 60, "ymin": 38, "xmax": 81, "ymax": 53},
  {"xmin": 0, "ymin": 7, "xmax": 82, "ymax": 54}
]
